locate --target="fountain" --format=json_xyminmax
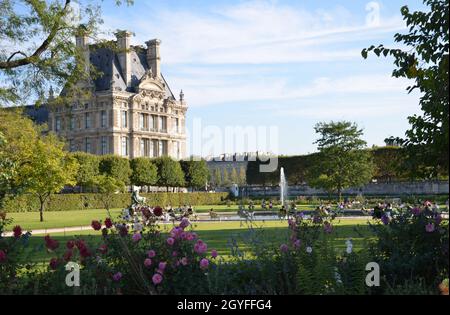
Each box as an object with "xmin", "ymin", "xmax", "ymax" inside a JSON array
[{"xmin": 279, "ymin": 167, "xmax": 288, "ymax": 207}]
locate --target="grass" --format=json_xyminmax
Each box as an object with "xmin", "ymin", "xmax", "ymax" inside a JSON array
[
  {"xmin": 5, "ymin": 205, "xmax": 318, "ymax": 231},
  {"xmin": 13, "ymin": 219, "xmax": 374, "ymax": 264},
  {"xmin": 5, "ymin": 209, "xmax": 123, "ymax": 231}
]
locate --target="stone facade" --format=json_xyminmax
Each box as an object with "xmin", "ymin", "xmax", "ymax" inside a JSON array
[{"xmin": 48, "ymin": 30, "xmax": 187, "ymax": 159}]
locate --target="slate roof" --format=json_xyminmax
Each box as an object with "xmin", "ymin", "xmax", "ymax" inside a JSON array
[
  {"xmin": 22, "ymin": 105, "xmax": 49, "ymax": 125},
  {"xmin": 89, "ymin": 44, "xmax": 176, "ymax": 100}
]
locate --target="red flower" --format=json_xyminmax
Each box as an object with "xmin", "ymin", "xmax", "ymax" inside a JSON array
[
  {"xmin": 79, "ymin": 246, "xmax": 91, "ymax": 258},
  {"xmin": 49, "ymin": 258, "xmax": 59, "ymax": 270},
  {"xmin": 153, "ymin": 206, "xmax": 163, "ymax": 217},
  {"xmin": 91, "ymin": 220, "xmax": 102, "ymax": 231},
  {"xmin": 63, "ymin": 250, "xmax": 73, "ymax": 262},
  {"xmin": 12, "ymin": 225, "xmax": 22, "ymax": 238},
  {"xmin": 44, "ymin": 235, "xmax": 59, "ymax": 251},
  {"xmin": 0, "ymin": 250, "xmax": 6, "ymax": 263},
  {"xmin": 75, "ymin": 239, "xmax": 86, "ymax": 250},
  {"xmin": 104, "ymin": 218, "xmax": 113, "ymax": 229},
  {"xmin": 66, "ymin": 240, "xmax": 75, "ymax": 250}
]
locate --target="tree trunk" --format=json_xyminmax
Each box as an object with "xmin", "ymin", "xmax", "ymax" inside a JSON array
[
  {"xmin": 338, "ymin": 188, "xmax": 342, "ymax": 203},
  {"xmin": 39, "ymin": 196, "xmax": 45, "ymax": 222}
]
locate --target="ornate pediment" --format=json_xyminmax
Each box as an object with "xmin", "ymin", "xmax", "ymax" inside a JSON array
[{"xmin": 137, "ymin": 69, "xmax": 165, "ymax": 94}]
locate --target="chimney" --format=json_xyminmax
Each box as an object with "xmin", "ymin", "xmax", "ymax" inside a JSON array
[
  {"xmin": 115, "ymin": 30, "xmax": 133, "ymax": 87},
  {"xmin": 75, "ymin": 24, "xmax": 90, "ymax": 73},
  {"xmin": 146, "ymin": 39, "xmax": 161, "ymax": 78}
]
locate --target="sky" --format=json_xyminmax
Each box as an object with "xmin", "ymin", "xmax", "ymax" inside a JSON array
[{"xmin": 99, "ymin": 0, "xmax": 425, "ymax": 157}]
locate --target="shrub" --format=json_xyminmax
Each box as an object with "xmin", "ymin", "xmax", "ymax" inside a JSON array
[
  {"xmin": 368, "ymin": 203, "xmax": 449, "ymax": 290},
  {"xmin": 1, "ymin": 192, "xmax": 229, "ymax": 212},
  {"xmin": 71, "ymin": 152, "xmax": 100, "ymax": 191},
  {"xmin": 130, "ymin": 158, "xmax": 158, "ymax": 187},
  {"xmin": 153, "ymin": 157, "xmax": 185, "ymax": 191},
  {"xmin": 99, "ymin": 155, "xmax": 132, "ymax": 185}
]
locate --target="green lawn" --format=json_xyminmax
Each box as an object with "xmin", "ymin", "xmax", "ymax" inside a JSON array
[
  {"xmin": 13, "ymin": 219, "xmax": 373, "ymax": 263},
  {"xmin": 5, "ymin": 209, "xmax": 123, "ymax": 231},
  {"xmin": 5, "ymin": 205, "xmax": 318, "ymax": 231}
]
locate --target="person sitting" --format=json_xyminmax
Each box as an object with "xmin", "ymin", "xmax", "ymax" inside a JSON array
[{"xmin": 209, "ymin": 208, "xmax": 219, "ymax": 220}]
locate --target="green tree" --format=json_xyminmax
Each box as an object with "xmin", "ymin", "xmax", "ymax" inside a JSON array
[
  {"xmin": 230, "ymin": 168, "xmax": 239, "ymax": 185},
  {"xmin": 130, "ymin": 157, "xmax": 158, "ymax": 187},
  {"xmin": 238, "ymin": 166, "xmax": 247, "ymax": 186},
  {"xmin": 306, "ymin": 121, "xmax": 375, "ymax": 201},
  {"xmin": 181, "ymin": 160, "xmax": 210, "ymax": 191},
  {"xmin": 213, "ymin": 168, "xmax": 222, "ymax": 188},
  {"xmin": 99, "ymin": 155, "xmax": 132, "ymax": 185},
  {"xmin": 0, "ymin": 109, "xmax": 44, "ymax": 207},
  {"xmin": 154, "ymin": 157, "xmax": 185, "ymax": 192},
  {"xmin": 94, "ymin": 174, "xmax": 125, "ymax": 213},
  {"xmin": 21, "ymin": 133, "xmax": 79, "ymax": 221},
  {"xmin": 371, "ymin": 146, "xmax": 406, "ymax": 182},
  {"xmin": 362, "ymin": 0, "xmax": 449, "ymax": 177},
  {"xmin": 222, "ymin": 168, "xmax": 230, "ymax": 187},
  {"xmin": 0, "ymin": 0, "xmax": 133, "ymax": 106},
  {"xmin": 71, "ymin": 152, "xmax": 99, "ymax": 191}
]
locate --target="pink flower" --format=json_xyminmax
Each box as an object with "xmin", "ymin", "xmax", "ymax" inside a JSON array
[
  {"xmin": 152, "ymin": 273, "xmax": 163, "ymax": 285},
  {"xmin": 144, "ymin": 258, "xmax": 152, "ymax": 268},
  {"xmin": 194, "ymin": 240, "xmax": 208, "ymax": 254},
  {"xmin": 294, "ymin": 239, "xmax": 301, "ymax": 249},
  {"xmin": 200, "ymin": 258, "xmax": 209, "ymax": 270},
  {"xmin": 186, "ymin": 232, "xmax": 195, "ymax": 241},
  {"xmin": 411, "ymin": 207, "xmax": 421, "ymax": 216},
  {"xmin": 180, "ymin": 218, "xmax": 190, "ymax": 229},
  {"xmin": 158, "ymin": 261, "xmax": 167, "ymax": 271},
  {"xmin": 211, "ymin": 249, "xmax": 218, "ymax": 259},
  {"xmin": 425, "ymin": 223, "xmax": 435, "ymax": 233},
  {"xmin": 172, "ymin": 251, "xmax": 178, "ymax": 257},
  {"xmin": 132, "ymin": 233, "xmax": 142, "ymax": 242},
  {"xmin": 170, "ymin": 227, "xmax": 183, "ymax": 239},
  {"xmin": 112, "ymin": 272, "xmax": 122, "ymax": 281},
  {"xmin": 167, "ymin": 237, "xmax": 175, "ymax": 246},
  {"xmin": 323, "ymin": 221, "xmax": 333, "ymax": 234},
  {"xmin": 147, "ymin": 250, "xmax": 156, "ymax": 258},
  {"xmin": 280, "ymin": 244, "xmax": 289, "ymax": 253},
  {"xmin": 0, "ymin": 250, "xmax": 7, "ymax": 263},
  {"xmin": 181, "ymin": 257, "xmax": 188, "ymax": 266}
]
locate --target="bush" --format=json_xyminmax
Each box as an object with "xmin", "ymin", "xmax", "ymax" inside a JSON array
[
  {"xmin": 0, "ymin": 192, "xmax": 230, "ymax": 212},
  {"xmin": 99, "ymin": 155, "xmax": 132, "ymax": 185},
  {"xmin": 368, "ymin": 203, "xmax": 449, "ymax": 291},
  {"xmin": 153, "ymin": 157, "xmax": 185, "ymax": 190},
  {"xmin": 71, "ymin": 152, "xmax": 100, "ymax": 190},
  {"xmin": 130, "ymin": 158, "xmax": 158, "ymax": 187}
]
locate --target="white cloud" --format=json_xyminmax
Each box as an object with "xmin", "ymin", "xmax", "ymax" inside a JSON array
[{"xmin": 103, "ymin": 0, "xmax": 406, "ymax": 65}]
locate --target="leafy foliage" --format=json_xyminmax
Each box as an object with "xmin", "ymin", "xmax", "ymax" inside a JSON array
[
  {"xmin": 130, "ymin": 158, "xmax": 158, "ymax": 187},
  {"xmin": 154, "ymin": 157, "xmax": 185, "ymax": 191},
  {"xmin": 362, "ymin": 0, "xmax": 449, "ymax": 177},
  {"xmin": 99, "ymin": 155, "xmax": 132, "ymax": 185},
  {"xmin": 306, "ymin": 121, "xmax": 375, "ymax": 200}
]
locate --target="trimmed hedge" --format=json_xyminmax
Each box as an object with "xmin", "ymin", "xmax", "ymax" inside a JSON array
[{"xmin": 1, "ymin": 192, "xmax": 229, "ymax": 213}]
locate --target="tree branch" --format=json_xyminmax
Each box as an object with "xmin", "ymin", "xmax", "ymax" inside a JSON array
[{"xmin": 0, "ymin": 0, "xmax": 71, "ymax": 70}]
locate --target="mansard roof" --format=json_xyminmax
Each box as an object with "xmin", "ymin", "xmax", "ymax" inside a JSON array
[{"xmin": 88, "ymin": 44, "xmax": 175, "ymax": 100}]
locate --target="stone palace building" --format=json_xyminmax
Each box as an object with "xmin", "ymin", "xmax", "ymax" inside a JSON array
[{"xmin": 48, "ymin": 30, "xmax": 187, "ymax": 159}]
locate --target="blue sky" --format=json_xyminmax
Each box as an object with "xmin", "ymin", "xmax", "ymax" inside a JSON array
[{"xmin": 100, "ymin": 0, "xmax": 425, "ymax": 157}]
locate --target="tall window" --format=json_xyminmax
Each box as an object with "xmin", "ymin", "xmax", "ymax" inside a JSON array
[
  {"xmin": 70, "ymin": 116, "xmax": 75, "ymax": 130},
  {"xmin": 85, "ymin": 113, "xmax": 91, "ymax": 129},
  {"xmin": 140, "ymin": 139, "xmax": 147, "ymax": 157},
  {"xmin": 174, "ymin": 141, "xmax": 180, "ymax": 159},
  {"xmin": 101, "ymin": 110, "xmax": 107, "ymax": 128},
  {"xmin": 159, "ymin": 140, "xmax": 166, "ymax": 156},
  {"xmin": 55, "ymin": 116, "xmax": 61, "ymax": 132},
  {"xmin": 150, "ymin": 140, "xmax": 156, "ymax": 157},
  {"xmin": 175, "ymin": 118, "xmax": 179, "ymax": 133},
  {"xmin": 85, "ymin": 138, "xmax": 91, "ymax": 153},
  {"xmin": 121, "ymin": 111, "xmax": 128, "ymax": 128},
  {"xmin": 101, "ymin": 136, "xmax": 108, "ymax": 155},
  {"xmin": 69, "ymin": 139, "xmax": 76, "ymax": 152},
  {"xmin": 139, "ymin": 113, "xmax": 148, "ymax": 131},
  {"xmin": 159, "ymin": 116, "xmax": 166, "ymax": 132},
  {"xmin": 121, "ymin": 137, "xmax": 128, "ymax": 156},
  {"xmin": 150, "ymin": 115, "xmax": 156, "ymax": 131}
]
